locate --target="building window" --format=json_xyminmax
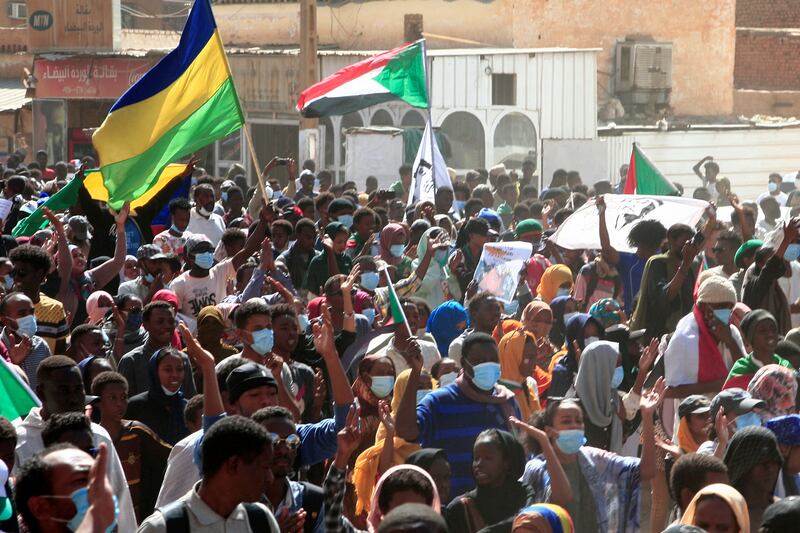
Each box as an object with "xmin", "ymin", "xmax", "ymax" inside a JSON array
[
  {"xmin": 401, "ymin": 110, "xmax": 426, "ymax": 127},
  {"xmin": 7, "ymin": 2, "xmax": 26, "ymax": 19},
  {"xmin": 440, "ymin": 111, "xmax": 484, "ymax": 169},
  {"xmin": 370, "ymin": 109, "xmax": 394, "ymax": 127},
  {"xmin": 493, "ymin": 112, "xmax": 536, "ymax": 169},
  {"xmin": 492, "ymin": 73, "xmax": 516, "ymax": 106}
]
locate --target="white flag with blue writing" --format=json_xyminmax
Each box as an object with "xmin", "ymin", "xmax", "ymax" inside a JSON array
[{"xmin": 408, "ymin": 120, "xmax": 451, "ymax": 206}]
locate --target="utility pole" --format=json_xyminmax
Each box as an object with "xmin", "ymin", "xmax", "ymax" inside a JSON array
[{"xmin": 299, "ymin": 0, "xmax": 318, "ymax": 132}]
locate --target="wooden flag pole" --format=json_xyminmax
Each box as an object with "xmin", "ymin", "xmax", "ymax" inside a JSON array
[{"xmin": 241, "ymin": 122, "xmax": 268, "ymax": 201}]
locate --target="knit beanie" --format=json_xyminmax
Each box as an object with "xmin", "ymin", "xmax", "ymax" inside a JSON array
[{"xmin": 696, "ymin": 275, "xmax": 737, "ymax": 304}]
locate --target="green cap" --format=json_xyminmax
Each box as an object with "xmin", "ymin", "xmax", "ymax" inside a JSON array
[
  {"xmin": 734, "ymin": 239, "xmax": 763, "ymax": 269},
  {"xmin": 515, "ymin": 218, "xmax": 543, "ymax": 239}
]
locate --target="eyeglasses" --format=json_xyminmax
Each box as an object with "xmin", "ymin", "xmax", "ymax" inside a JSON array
[{"xmin": 268, "ymin": 433, "xmax": 300, "ymax": 450}]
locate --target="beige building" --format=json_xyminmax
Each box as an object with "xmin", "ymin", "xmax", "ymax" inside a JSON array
[{"xmin": 215, "ymin": 0, "xmax": 736, "ymax": 117}]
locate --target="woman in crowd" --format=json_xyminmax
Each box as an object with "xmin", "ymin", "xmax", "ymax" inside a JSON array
[
  {"xmin": 537, "ymin": 265, "xmax": 574, "ymax": 304},
  {"xmin": 411, "ymin": 227, "xmax": 452, "ymax": 309},
  {"xmin": 427, "ymin": 301, "xmax": 468, "ymax": 360},
  {"xmin": 377, "ymin": 223, "xmax": 412, "ymax": 280},
  {"xmin": 679, "ymin": 483, "xmax": 750, "ymax": 533},
  {"xmin": 304, "ymin": 221, "xmax": 353, "ymax": 296},
  {"xmin": 351, "ymin": 354, "xmax": 397, "ymax": 459},
  {"xmin": 511, "ymin": 504, "xmax": 574, "ymax": 533},
  {"xmin": 549, "ymin": 313, "xmax": 604, "ymax": 398},
  {"xmin": 498, "ymin": 329, "xmax": 542, "ymax": 423},
  {"xmin": 724, "ymin": 309, "xmax": 794, "ymax": 390},
  {"xmin": 405, "ymin": 448, "xmax": 452, "ymax": 506},
  {"xmin": 747, "ymin": 364, "xmax": 797, "ymax": 421},
  {"xmin": 124, "ymin": 347, "xmax": 189, "ymax": 445},
  {"xmin": 573, "ymin": 341, "xmax": 624, "ymax": 451},
  {"xmin": 548, "ymin": 295, "xmax": 578, "ymax": 349}
]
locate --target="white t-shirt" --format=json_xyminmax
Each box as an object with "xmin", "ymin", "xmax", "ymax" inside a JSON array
[
  {"xmin": 169, "ymin": 259, "xmax": 235, "ymax": 320},
  {"xmin": 186, "ymin": 210, "xmax": 226, "ymax": 246},
  {"xmin": 757, "ymin": 191, "xmax": 788, "ymax": 207},
  {"xmin": 779, "ymin": 260, "xmax": 800, "ymax": 329}
]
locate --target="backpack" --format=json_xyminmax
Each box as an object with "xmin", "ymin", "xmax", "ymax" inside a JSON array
[{"xmin": 160, "ymin": 499, "xmax": 274, "ymax": 533}]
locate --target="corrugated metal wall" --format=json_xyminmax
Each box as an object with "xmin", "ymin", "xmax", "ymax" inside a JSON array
[{"xmin": 603, "ymin": 128, "xmax": 800, "ymax": 201}]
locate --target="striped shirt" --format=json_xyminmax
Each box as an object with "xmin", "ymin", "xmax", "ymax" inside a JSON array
[
  {"xmin": 33, "ymin": 294, "xmax": 68, "ymax": 354},
  {"xmin": 416, "ymin": 383, "xmax": 520, "ymax": 498}
]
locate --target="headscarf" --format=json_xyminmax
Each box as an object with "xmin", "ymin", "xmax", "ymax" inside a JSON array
[
  {"xmin": 325, "ymin": 221, "xmax": 348, "ymax": 240},
  {"xmin": 493, "ymin": 319, "xmax": 524, "ymax": 343},
  {"xmin": 353, "ymin": 368, "xmax": 423, "ymax": 517},
  {"xmin": 412, "ymin": 227, "xmax": 448, "ymax": 308},
  {"xmin": 405, "ymin": 448, "xmax": 448, "ymax": 471},
  {"xmin": 120, "ymin": 254, "xmax": 137, "ymax": 282},
  {"xmin": 512, "ymin": 504, "xmax": 574, "ymax": 533},
  {"xmin": 522, "ymin": 301, "xmax": 551, "ymax": 330},
  {"xmin": 680, "ymin": 483, "xmax": 749, "ymax": 533},
  {"xmin": 379, "ymin": 223, "xmax": 408, "ymax": 266},
  {"xmin": 740, "ymin": 309, "xmax": 778, "ymax": 346},
  {"xmin": 498, "ymin": 329, "xmax": 541, "ymax": 422},
  {"xmin": 747, "ymin": 364, "xmax": 798, "ymax": 420},
  {"xmin": 307, "ymin": 297, "xmax": 325, "ymax": 320},
  {"xmin": 427, "ymin": 301, "xmax": 468, "ymax": 359},
  {"xmin": 676, "ymin": 417, "xmax": 704, "ymax": 454},
  {"xmin": 85, "ymin": 291, "xmax": 112, "ymax": 325},
  {"xmin": 146, "ymin": 349, "xmax": 188, "ymax": 445},
  {"xmin": 525, "ymin": 254, "xmax": 552, "ymax": 295},
  {"xmin": 536, "ymin": 265, "xmax": 574, "ymax": 304},
  {"xmin": 196, "ymin": 306, "xmax": 237, "ymax": 363},
  {"xmin": 766, "ymin": 414, "xmax": 800, "ymax": 446},
  {"xmin": 151, "ymin": 289, "xmax": 183, "ymax": 349},
  {"xmin": 723, "ymin": 426, "xmax": 784, "ymax": 488},
  {"xmin": 366, "ymin": 464, "xmax": 441, "ymax": 532},
  {"xmin": 375, "ymin": 503, "xmax": 447, "ymax": 533},
  {"xmin": 548, "ymin": 295, "xmax": 575, "ymax": 348},
  {"xmin": 574, "ymin": 340, "xmax": 623, "ymax": 452},
  {"xmin": 480, "ymin": 428, "xmax": 527, "ymax": 485},
  {"xmin": 352, "ymin": 354, "xmax": 397, "ymax": 452},
  {"xmin": 588, "ymin": 298, "xmax": 623, "ymax": 329}
]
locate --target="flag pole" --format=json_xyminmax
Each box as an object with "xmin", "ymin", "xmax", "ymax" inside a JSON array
[
  {"xmin": 380, "ymin": 265, "xmax": 415, "ymax": 338},
  {"xmin": 212, "ymin": 0, "xmax": 268, "ymax": 201},
  {"xmin": 421, "ymin": 39, "xmax": 437, "ymax": 196}
]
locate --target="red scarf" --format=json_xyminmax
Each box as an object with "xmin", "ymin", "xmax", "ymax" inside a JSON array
[{"xmin": 692, "ymin": 304, "xmax": 729, "ymax": 383}]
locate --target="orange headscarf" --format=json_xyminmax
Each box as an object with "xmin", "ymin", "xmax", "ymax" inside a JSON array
[
  {"xmin": 498, "ymin": 329, "xmax": 542, "ymax": 422},
  {"xmin": 536, "ymin": 265, "xmax": 574, "ymax": 304}
]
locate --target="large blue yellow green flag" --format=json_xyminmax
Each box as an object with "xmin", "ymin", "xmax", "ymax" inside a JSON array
[{"xmin": 92, "ymin": 0, "xmax": 243, "ymax": 209}]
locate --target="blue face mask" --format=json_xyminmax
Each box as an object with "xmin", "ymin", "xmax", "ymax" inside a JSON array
[
  {"xmin": 784, "ymin": 243, "xmax": 800, "ymax": 262},
  {"xmin": 390, "ymin": 244, "xmax": 406, "ymax": 258},
  {"xmin": 454, "ymin": 200, "xmax": 466, "ymax": 212},
  {"xmin": 416, "ymin": 389, "xmax": 432, "ymax": 405},
  {"xmin": 562, "ymin": 311, "xmax": 578, "ymax": 326},
  {"xmin": 556, "ymin": 287, "xmax": 571, "ymax": 297},
  {"xmin": 555, "ymin": 429, "xmax": 586, "ymax": 454},
  {"xmin": 735, "ymin": 411, "xmax": 762, "ymax": 431},
  {"xmin": 768, "ymin": 181, "xmax": 779, "ymax": 193},
  {"xmin": 221, "ymin": 191, "xmax": 229, "ymax": 203},
  {"xmin": 125, "ymin": 310, "xmax": 143, "ymax": 331},
  {"xmin": 438, "ymin": 371, "xmax": 457, "ymax": 387},
  {"xmin": 15, "ymin": 314, "xmax": 37, "ymax": 338},
  {"xmin": 362, "ymin": 307, "xmax": 376, "ymax": 326},
  {"xmin": 3, "ymin": 274, "xmax": 13, "ymax": 290},
  {"xmin": 143, "ymin": 272, "xmax": 155, "ymax": 283},
  {"xmin": 193, "ymin": 251, "xmax": 215, "ymax": 270},
  {"xmin": 250, "ymin": 328, "xmax": 274, "ymax": 355},
  {"xmin": 369, "ymin": 375, "xmax": 395, "ymax": 398},
  {"xmin": 297, "ymin": 314, "xmax": 310, "ymax": 332},
  {"xmin": 469, "ymin": 361, "xmax": 501, "ymax": 391},
  {"xmin": 360, "ymin": 271, "xmax": 380, "ymax": 291},
  {"xmin": 170, "ymin": 223, "xmax": 183, "ymax": 235},
  {"xmin": 611, "ymin": 366, "xmax": 624, "ymax": 389},
  {"xmin": 337, "ymin": 214, "xmax": 354, "ymax": 228},
  {"xmin": 713, "ymin": 308, "xmax": 732, "ymax": 325},
  {"xmin": 434, "ymin": 250, "xmax": 448, "ymax": 265},
  {"xmin": 51, "ymin": 487, "xmax": 118, "ymax": 533}
]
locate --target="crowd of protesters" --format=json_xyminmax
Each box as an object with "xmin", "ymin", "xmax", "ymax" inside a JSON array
[{"xmin": 0, "ymin": 148, "xmax": 798, "ymax": 532}]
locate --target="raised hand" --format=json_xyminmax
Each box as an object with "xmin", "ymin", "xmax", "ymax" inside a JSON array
[
  {"xmin": 180, "ymin": 156, "xmax": 200, "ymax": 178},
  {"xmin": 260, "ymin": 236, "xmax": 275, "ymax": 271},
  {"xmin": 41, "ymin": 207, "xmax": 65, "ymax": 233},
  {"xmin": 8, "ymin": 333, "xmax": 32, "ymax": 365},
  {"xmin": 335, "ymin": 404, "xmax": 362, "ymax": 466},
  {"xmin": 638, "ymin": 337, "xmax": 659, "ymax": 374},
  {"xmin": 430, "ymin": 233, "xmax": 451, "ymax": 253},
  {"xmin": 113, "ymin": 202, "xmax": 131, "ymax": 227},
  {"xmin": 715, "ymin": 407, "xmax": 730, "ymax": 446},
  {"xmin": 82, "ymin": 443, "xmax": 116, "ymax": 532},
  {"xmin": 378, "ymin": 399, "xmax": 395, "ymax": 437},
  {"xmin": 596, "ymin": 194, "xmax": 606, "ymax": 214},
  {"xmin": 178, "ymin": 322, "xmax": 215, "ymax": 373},
  {"xmin": 277, "ymin": 508, "xmax": 306, "ymax": 533},
  {"xmin": 312, "ymin": 306, "xmax": 335, "ymax": 358},
  {"xmin": 447, "ymin": 249, "xmax": 463, "ymax": 272},
  {"xmin": 404, "ymin": 338, "xmax": 424, "ymax": 373},
  {"xmin": 508, "ymin": 416, "xmax": 548, "ymax": 445},
  {"xmin": 640, "ymin": 377, "xmax": 664, "ymax": 416},
  {"xmin": 286, "ymin": 158, "xmax": 297, "ymax": 181},
  {"xmin": 784, "ymin": 217, "xmax": 800, "ymax": 245},
  {"xmin": 311, "ymin": 368, "xmax": 326, "ymax": 416},
  {"xmin": 341, "ymin": 263, "xmax": 361, "ymax": 294}
]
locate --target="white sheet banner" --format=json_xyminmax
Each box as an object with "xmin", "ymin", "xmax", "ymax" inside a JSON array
[
  {"xmin": 550, "ymin": 195, "xmax": 709, "ymax": 252},
  {"xmin": 472, "ymin": 241, "xmax": 533, "ymax": 303}
]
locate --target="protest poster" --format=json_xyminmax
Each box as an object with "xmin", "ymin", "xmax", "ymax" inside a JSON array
[
  {"xmin": 472, "ymin": 241, "xmax": 533, "ymax": 303},
  {"xmin": 550, "ymin": 194, "xmax": 709, "ymax": 253}
]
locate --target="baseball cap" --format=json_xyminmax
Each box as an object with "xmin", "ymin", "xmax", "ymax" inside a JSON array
[
  {"xmin": 67, "ymin": 215, "xmax": 93, "ymax": 241},
  {"xmin": 184, "ymin": 234, "xmax": 213, "ymax": 254},
  {"xmin": 136, "ymin": 244, "xmax": 161, "ymax": 260},
  {"xmin": 226, "ymin": 362, "xmax": 277, "ymax": 404},
  {"xmin": 710, "ymin": 388, "xmax": 766, "ymax": 420},
  {"xmin": 678, "ymin": 395, "xmax": 712, "ymax": 419}
]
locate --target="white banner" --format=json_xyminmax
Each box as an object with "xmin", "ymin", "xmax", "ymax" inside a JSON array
[
  {"xmin": 550, "ymin": 194, "xmax": 709, "ymax": 252},
  {"xmin": 472, "ymin": 241, "xmax": 533, "ymax": 303},
  {"xmin": 408, "ymin": 120, "xmax": 451, "ymax": 206}
]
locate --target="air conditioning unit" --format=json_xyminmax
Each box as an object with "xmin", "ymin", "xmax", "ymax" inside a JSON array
[
  {"xmin": 7, "ymin": 2, "xmax": 26, "ymax": 19},
  {"xmin": 615, "ymin": 41, "xmax": 672, "ymax": 106}
]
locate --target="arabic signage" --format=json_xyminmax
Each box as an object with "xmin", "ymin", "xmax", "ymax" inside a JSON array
[
  {"xmin": 27, "ymin": 0, "xmax": 119, "ymax": 52},
  {"xmin": 34, "ymin": 58, "xmax": 158, "ymax": 99}
]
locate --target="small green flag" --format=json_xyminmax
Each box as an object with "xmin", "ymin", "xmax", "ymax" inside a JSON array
[
  {"xmin": 383, "ymin": 269, "xmax": 406, "ymax": 325},
  {"xmin": 12, "ymin": 173, "xmax": 86, "ymax": 237},
  {"xmin": 0, "ymin": 357, "xmax": 40, "ymax": 422},
  {"xmin": 623, "ymin": 143, "xmax": 678, "ymax": 196}
]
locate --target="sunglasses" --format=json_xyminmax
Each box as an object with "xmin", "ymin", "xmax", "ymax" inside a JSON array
[{"xmin": 268, "ymin": 432, "xmax": 300, "ymax": 450}]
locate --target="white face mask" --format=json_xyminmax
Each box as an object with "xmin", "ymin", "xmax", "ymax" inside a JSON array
[
  {"xmin": 438, "ymin": 372, "xmax": 457, "ymax": 387},
  {"xmin": 161, "ymin": 385, "xmax": 179, "ymax": 396}
]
